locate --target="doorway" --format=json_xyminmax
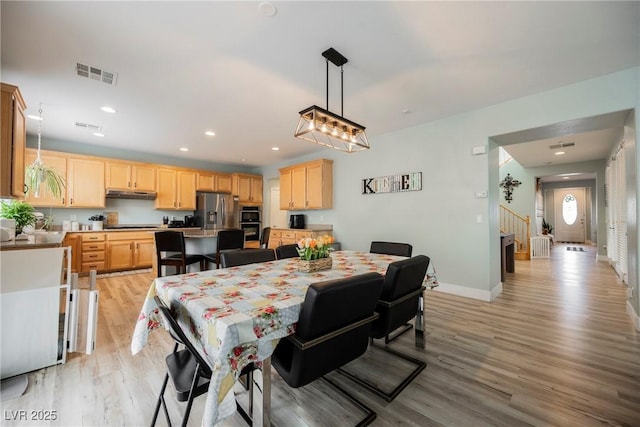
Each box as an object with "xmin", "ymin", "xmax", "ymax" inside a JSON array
[
  {"xmin": 269, "ymin": 187, "xmax": 288, "ymax": 228},
  {"xmin": 553, "ymin": 187, "xmax": 586, "ymax": 243}
]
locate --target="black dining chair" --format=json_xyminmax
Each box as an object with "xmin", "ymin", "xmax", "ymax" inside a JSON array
[
  {"xmin": 152, "ymin": 296, "xmax": 253, "ymax": 427},
  {"xmin": 271, "ymin": 272, "xmax": 384, "ymax": 426},
  {"xmin": 275, "ymin": 243, "xmax": 299, "ymax": 260},
  {"xmin": 203, "ymin": 229, "xmax": 245, "ymax": 269},
  {"xmin": 260, "ymin": 227, "xmax": 271, "ymax": 249},
  {"xmin": 154, "ymin": 231, "xmax": 205, "ymax": 278},
  {"xmin": 339, "ymin": 255, "xmax": 430, "ymax": 402},
  {"xmin": 369, "ymin": 241, "xmax": 413, "ymax": 257},
  {"xmin": 220, "ymin": 248, "xmax": 276, "ymax": 268}
]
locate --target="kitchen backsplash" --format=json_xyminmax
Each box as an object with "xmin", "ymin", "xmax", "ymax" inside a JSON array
[{"xmin": 39, "ymin": 198, "xmax": 193, "ymax": 228}]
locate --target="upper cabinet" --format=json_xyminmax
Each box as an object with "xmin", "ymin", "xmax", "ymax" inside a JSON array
[
  {"xmin": 155, "ymin": 168, "xmax": 196, "ymax": 210},
  {"xmin": 106, "ymin": 162, "xmax": 156, "ymax": 191},
  {"xmin": 232, "ymin": 173, "xmax": 263, "ymax": 204},
  {"xmin": 1, "ymin": 83, "xmax": 26, "ymax": 198},
  {"xmin": 24, "ymin": 148, "xmax": 67, "ymax": 207},
  {"xmin": 197, "ymin": 172, "xmax": 233, "ymax": 193},
  {"xmin": 279, "ymin": 159, "xmax": 333, "ymax": 210},
  {"xmin": 67, "ymin": 156, "xmax": 105, "ymax": 208}
]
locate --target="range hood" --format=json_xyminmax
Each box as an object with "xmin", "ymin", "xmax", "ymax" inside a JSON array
[{"xmin": 106, "ymin": 189, "xmax": 157, "ymax": 200}]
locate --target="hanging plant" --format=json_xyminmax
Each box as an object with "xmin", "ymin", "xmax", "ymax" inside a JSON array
[
  {"xmin": 26, "ymin": 159, "xmax": 66, "ymax": 198},
  {"xmin": 24, "ymin": 103, "xmax": 66, "ymax": 199}
]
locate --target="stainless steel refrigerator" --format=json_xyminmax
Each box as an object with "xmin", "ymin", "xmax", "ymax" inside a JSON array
[{"xmin": 194, "ymin": 192, "xmax": 239, "ymax": 230}]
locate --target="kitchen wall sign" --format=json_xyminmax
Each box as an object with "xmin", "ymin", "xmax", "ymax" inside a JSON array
[{"xmin": 361, "ymin": 172, "xmax": 422, "ymax": 195}]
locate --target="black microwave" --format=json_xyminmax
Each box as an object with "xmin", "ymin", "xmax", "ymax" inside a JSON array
[{"xmin": 240, "ymin": 206, "xmax": 261, "ymax": 223}]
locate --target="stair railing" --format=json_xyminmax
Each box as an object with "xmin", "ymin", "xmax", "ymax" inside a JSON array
[{"xmin": 500, "ymin": 205, "xmax": 531, "ymax": 260}]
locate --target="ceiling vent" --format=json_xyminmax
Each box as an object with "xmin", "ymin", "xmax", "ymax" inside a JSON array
[
  {"xmin": 75, "ymin": 62, "xmax": 118, "ymax": 86},
  {"xmin": 74, "ymin": 121, "xmax": 102, "ymax": 131},
  {"xmin": 549, "ymin": 141, "xmax": 575, "ymax": 149}
]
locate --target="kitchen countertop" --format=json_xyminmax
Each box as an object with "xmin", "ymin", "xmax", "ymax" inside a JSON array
[{"xmin": 0, "ymin": 231, "xmax": 67, "ymax": 251}]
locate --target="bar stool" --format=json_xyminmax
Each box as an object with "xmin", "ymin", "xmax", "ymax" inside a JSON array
[{"xmin": 154, "ymin": 231, "xmax": 204, "ymax": 278}]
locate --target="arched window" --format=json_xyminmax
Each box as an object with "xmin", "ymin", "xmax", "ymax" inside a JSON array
[{"xmin": 562, "ymin": 194, "xmax": 577, "ymax": 225}]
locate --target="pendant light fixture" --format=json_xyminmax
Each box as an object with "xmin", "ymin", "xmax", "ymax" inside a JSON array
[{"xmin": 294, "ymin": 47, "xmax": 369, "ymax": 152}]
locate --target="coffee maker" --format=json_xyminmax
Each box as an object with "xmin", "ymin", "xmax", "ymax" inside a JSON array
[{"xmin": 289, "ymin": 214, "xmax": 305, "ymax": 229}]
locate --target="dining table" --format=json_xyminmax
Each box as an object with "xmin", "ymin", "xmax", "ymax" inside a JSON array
[{"xmin": 131, "ymin": 250, "xmax": 436, "ymax": 426}]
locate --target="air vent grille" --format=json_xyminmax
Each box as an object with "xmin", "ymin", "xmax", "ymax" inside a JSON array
[
  {"xmin": 549, "ymin": 141, "xmax": 575, "ymax": 149},
  {"xmin": 74, "ymin": 122, "xmax": 102, "ymax": 131},
  {"xmin": 76, "ymin": 62, "xmax": 118, "ymax": 85}
]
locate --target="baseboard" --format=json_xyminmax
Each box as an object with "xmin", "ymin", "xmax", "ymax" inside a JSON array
[
  {"xmin": 432, "ymin": 282, "xmax": 496, "ymax": 302},
  {"xmin": 627, "ymin": 300, "xmax": 640, "ymax": 331},
  {"xmin": 597, "ymin": 254, "xmax": 609, "ymax": 262}
]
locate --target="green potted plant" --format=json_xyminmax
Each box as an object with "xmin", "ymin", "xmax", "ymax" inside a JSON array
[
  {"xmin": 0, "ymin": 200, "xmax": 36, "ymax": 235},
  {"xmin": 542, "ymin": 218, "xmax": 554, "ymax": 235},
  {"xmin": 26, "ymin": 160, "xmax": 66, "ymax": 199}
]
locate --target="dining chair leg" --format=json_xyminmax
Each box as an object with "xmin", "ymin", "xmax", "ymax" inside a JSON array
[
  {"xmin": 181, "ymin": 369, "xmax": 201, "ymax": 427},
  {"xmin": 150, "ymin": 372, "xmax": 170, "ymax": 427}
]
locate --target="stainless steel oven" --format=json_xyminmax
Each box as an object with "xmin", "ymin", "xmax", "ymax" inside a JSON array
[
  {"xmin": 241, "ymin": 222, "xmax": 260, "ymax": 242},
  {"xmin": 240, "ymin": 206, "xmax": 261, "ymax": 242},
  {"xmin": 240, "ymin": 206, "xmax": 261, "ymax": 223}
]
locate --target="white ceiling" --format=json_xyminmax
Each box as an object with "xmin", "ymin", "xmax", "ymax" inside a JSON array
[{"xmin": 1, "ymin": 1, "xmax": 638, "ymax": 169}]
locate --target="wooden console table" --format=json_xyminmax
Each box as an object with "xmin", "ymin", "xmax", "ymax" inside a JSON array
[{"xmin": 500, "ymin": 233, "xmax": 515, "ymax": 281}]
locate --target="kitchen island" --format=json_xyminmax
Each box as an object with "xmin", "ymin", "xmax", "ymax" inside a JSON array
[{"xmin": 0, "ymin": 230, "xmax": 66, "ymax": 251}]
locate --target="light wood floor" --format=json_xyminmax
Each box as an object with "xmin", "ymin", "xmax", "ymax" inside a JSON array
[{"xmin": 2, "ymin": 244, "xmax": 639, "ymax": 426}]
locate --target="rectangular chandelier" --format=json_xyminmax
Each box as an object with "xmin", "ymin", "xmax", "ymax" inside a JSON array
[
  {"xmin": 294, "ymin": 47, "xmax": 369, "ymax": 153},
  {"xmin": 294, "ymin": 105, "xmax": 369, "ymax": 153}
]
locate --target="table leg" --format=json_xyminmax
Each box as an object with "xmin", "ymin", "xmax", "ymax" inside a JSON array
[
  {"xmin": 253, "ymin": 357, "xmax": 272, "ymax": 426},
  {"xmin": 414, "ymin": 294, "xmax": 425, "ymax": 348}
]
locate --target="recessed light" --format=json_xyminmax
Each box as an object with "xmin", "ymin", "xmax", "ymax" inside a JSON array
[
  {"xmin": 402, "ymin": 109, "xmax": 411, "ymax": 114},
  {"xmin": 100, "ymin": 106, "xmax": 117, "ymax": 113},
  {"xmin": 205, "ymin": 131, "xmax": 216, "ymax": 137},
  {"xmin": 180, "ymin": 147, "xmax": 189, "ymax": 152},
  {"xmin": 555, "ymin": 151, "xmax": 565, "ymax": 156},
  {"xmin": 258, "ymin": 2, "xmax": 277, "ymax": 17},
  {"xmin": 241, "ymin": 158, "xmax": 247, "ymax": 162},
  {"xmin": 27, "ymin": 114, "xmax": 43, "ymax": 121},
  {"xmin": 272, "ymin": 147, "xmax": 280, "ymax": 151},
  {"xmin": 562, "ymin": 176, "xmax": 570, "ymax": 179},
  {"xmin": 93, "ymin": 132, "xmax": 105, "ymax": 137}
]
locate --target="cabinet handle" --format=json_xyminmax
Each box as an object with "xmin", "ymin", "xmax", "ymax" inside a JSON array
[
  {"xmin": 62, "ymin": 197, "xmax": 65, "ymax": 205},
  {"xmin": 134, "ymin": 182, "xmax": 137, "ymax": 188},
  {"xmin": 130, "ymin": 243, "xmax": 133, "ymax": 250},
  {"xmin": 70, "ymin": 198, "xmax": 73, "ymax": 205},
  {"xmin": 89, "ymin": 255, "xmax": 97, "ymax": 258}
]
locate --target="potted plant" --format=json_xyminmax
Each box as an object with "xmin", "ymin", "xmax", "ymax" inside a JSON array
[
  {"xmin": 542, "ymin": 218, "xmax": 554, "ymax": 235},
  {"xmin": 296, "ymin": 235, "xmax": 335, "ymax": 272},
  {"xmin": 89, "ymin": 214, "xmax": 106, "ymax": 231},
  {"xmin": 0, "ymin": 200, "xmax": 36, "ymax": 235},
  {"xmin": 25, "ymin": 158, "xmax": 66, "ymax": 199}
]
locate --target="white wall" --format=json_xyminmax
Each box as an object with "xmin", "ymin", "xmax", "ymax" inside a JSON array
[{"xmin": 260, "ymin": 68, "xmax": 640, "ymax": 302}]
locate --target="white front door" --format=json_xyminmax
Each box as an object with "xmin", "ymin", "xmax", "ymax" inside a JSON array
[{"xmin": 554, "ymin": 187, "xmax": 586, "ymax": 243}]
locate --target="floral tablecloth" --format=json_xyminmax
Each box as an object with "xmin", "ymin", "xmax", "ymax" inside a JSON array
[{"xmin": 131, "ymin": 250, "xmax": 435, "ymax": 426}]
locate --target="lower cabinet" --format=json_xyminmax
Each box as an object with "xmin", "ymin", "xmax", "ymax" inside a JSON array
[
  {"xmin": 268, "ymin": 229, "xmax": 332, "ymax": 249},
  {"xmin": 81, "ymin": 233, "xmax": 106, "ymax": 273},
  {"xmin": 65, "ymin": 231, "xmax": 155, "ymax": 274},
  {"xmin": 107, "ymin": 232, "xmax": 154, "ymax": 271}
]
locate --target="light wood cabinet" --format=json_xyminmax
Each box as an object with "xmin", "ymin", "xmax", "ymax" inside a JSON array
[
  {"xmin": 1, "ymin": 83, "xmax": 26, "ymax": 198},
  {"xmin": 155, "ymin": 168, "xmax": 196, "ymax": 210},
  {"xmin": 268, "ymin": 228, "xmax": 332, "ymax": 249},
  {"xmin": 177, "ymin": 171, "xmax": 196, "ymax": 209},
  {"xmin": 107, "ymin": 232, "xmax": 154, "ymax": 270},
  {"xmin": 67, "ymin": 157, "xmax": 105, "ymax": 208},
  {"xmin": 81, "ymin": 233, "xmax": 106, "ymax": 272},
  {"xmin": 106, "ymin": 162, "xmax": 156, "ymax": 191},
  {"xmin": 24, "ymin": 148, "xmax": 67, "ymax": 207},
  {"xmin": 279, "ymin": 159, "xmax": 333, "ymax": 210},
  {"xmin": 63, "ymin": 233, "xmax": 81, "ymax": 274},
  {"xmin": 197, "ymin": 172, "xmax": 233, "ymax": 193},
  {"xmin": 232, "ymin": 173, "xmax": 262, "ymax": 204}
]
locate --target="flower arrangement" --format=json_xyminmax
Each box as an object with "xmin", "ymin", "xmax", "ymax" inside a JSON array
[{"xmin": 296, "ymin": 235, "xmax": 335, "ymax": 260}]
